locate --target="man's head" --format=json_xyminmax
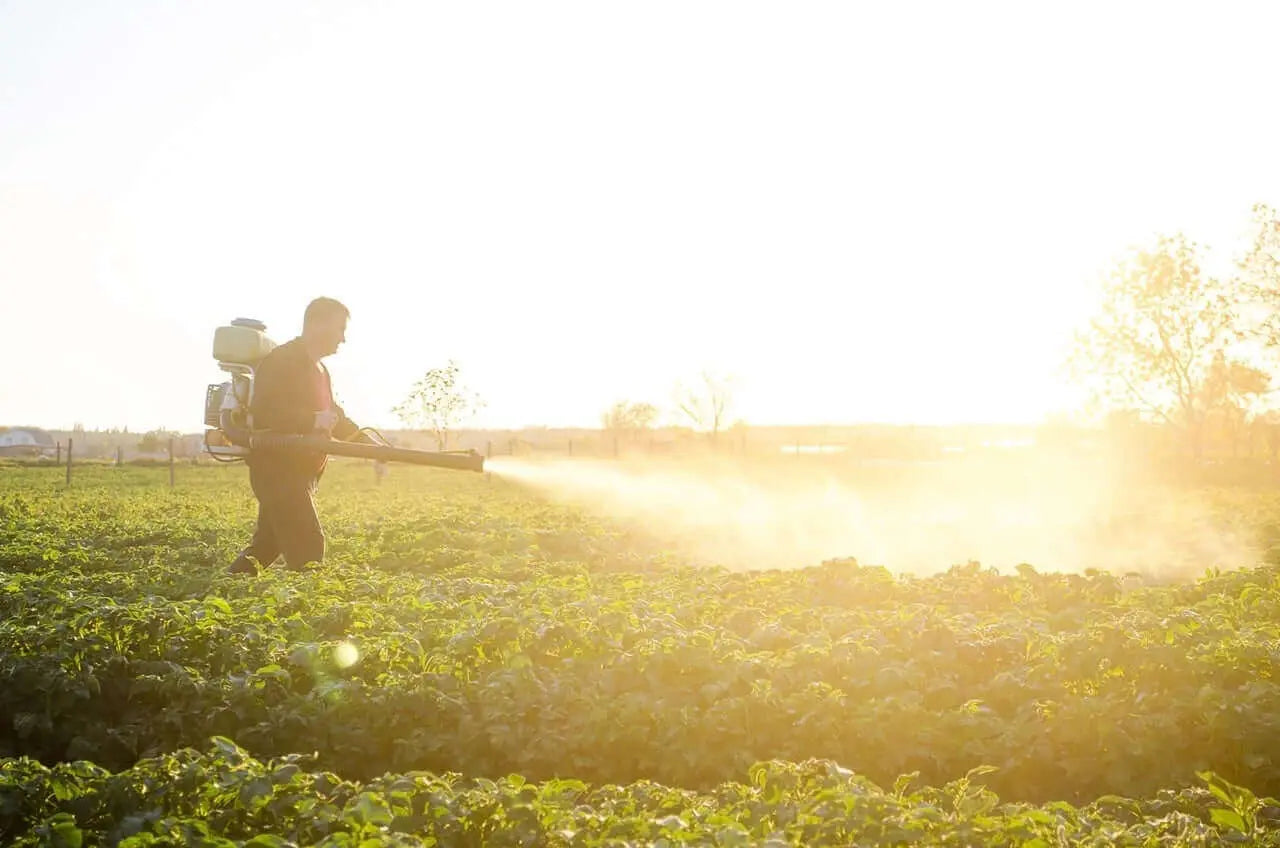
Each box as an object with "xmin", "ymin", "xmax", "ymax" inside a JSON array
[{"xmin": 301, "ymin": 297, "xmax": 350, "ymax": 359}]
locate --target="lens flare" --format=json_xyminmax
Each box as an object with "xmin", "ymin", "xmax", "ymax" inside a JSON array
[{"xmin": 333, "ymin": 641, "xmax": 359, "ymax": 668}]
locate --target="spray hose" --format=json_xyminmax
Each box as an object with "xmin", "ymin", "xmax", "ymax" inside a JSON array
[{"xmin": 225, "ymin": 428, "xmax": 485, "ymax": 472}]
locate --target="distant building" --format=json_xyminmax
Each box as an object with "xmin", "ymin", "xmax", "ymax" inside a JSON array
[{"xmin": 0, "ymin": 426, "xmax": 57, "ymax": 457}]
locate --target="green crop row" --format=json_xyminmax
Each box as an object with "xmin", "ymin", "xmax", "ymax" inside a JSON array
[{"xmin": 5, "ymin": 739, "xmax": 1279, "ymax": 847}]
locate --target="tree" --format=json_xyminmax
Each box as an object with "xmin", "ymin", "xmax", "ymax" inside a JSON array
[
  {"xmin": 673, "ymin": 370, "xmax": 735, "ymax": 443},
  {"xmin": 1237, "ymin": 203, "xmax": 1280, "ymax": 349},
  {"xmin": 137, "ymin": 428, "xmax": 179, "ymax": 454},
  {"xmin": 601, "ymin": 400, "xmax": 658, "ymax": 440},
  {"xmin": 1255, "ymin": 408, "xmax": 1280, "ymax": 463},
  {"xmin": 1199, "ymin": 349, "xmax": 1270, "ymax": 457},
  {"xmin": 391, "ymin": 360, "xmax": 485, "ymax": 451},
  {"xmin": 1069, "ymin": 232, "xmax": 1252, "ymax": 460}
]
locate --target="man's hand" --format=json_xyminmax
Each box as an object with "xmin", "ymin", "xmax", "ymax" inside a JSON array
[{"xmin": 314, "ymin": 410, "xmax": 339, "ymax": 433}]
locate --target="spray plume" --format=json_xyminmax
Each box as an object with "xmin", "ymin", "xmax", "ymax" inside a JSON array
[{"xmin": 486, "ymin": 452, "xmax": 1261, "ymax": 578}]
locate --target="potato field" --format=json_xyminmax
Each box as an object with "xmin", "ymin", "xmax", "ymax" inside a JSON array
[{"xmin": 1, "ymin": 460, "xmax": 1280, "ymax": 845}]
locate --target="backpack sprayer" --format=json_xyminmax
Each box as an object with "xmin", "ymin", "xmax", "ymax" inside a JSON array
[{"xmin": 202, "ymin": 318, "xmax": 484, "ymax": 473}]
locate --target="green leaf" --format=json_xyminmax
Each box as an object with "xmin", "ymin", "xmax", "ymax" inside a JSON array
[
  {"xmin": 50, "ymin": 776, "xmax": 79, "ymax": 801},
  {"xmin": 271, "ymin": 764, "xmax": 301, "ymax": 784},
  {"xmin": 210, "ymin": 736, "xmax": 247, "ymax": 763},
  {"xmin": 204, "ymin": 596, "xmax": 233, "ymax": 615},
  {"xmin": 48, "ymin": 813, "xmax": 83, "ymax": 848},
  {"xmin": 240, "ymin": 777, "xmax": 273, "ymax": 806},
  {"xmin": 390, "ymin": 815, "xmax": 429, "ymax": 833},
  {"xmin": 1210, "ymin": 807, "xmax": 1247, "ymax": 833},
  {"xmin": 350, "ymin": 793, "xmax": 394, "ymax": 827},
  {"xmin": 1198, "ymin": 771, "xmax": 1240, "ymax": 809},
  {"xmin": 245, "ymin": 836, "xmax": 290, "ymax": 848},
  {"xmin": 655, "ymin": 815, "xmax": 687, "ymax": 830}
]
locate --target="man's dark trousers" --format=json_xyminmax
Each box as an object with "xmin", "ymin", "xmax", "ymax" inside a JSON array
[{"xmin": 230, "ymin": 461, "xmax": 324, "ymax": 572}]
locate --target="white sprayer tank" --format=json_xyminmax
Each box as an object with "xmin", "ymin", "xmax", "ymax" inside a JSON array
[{"xmin": 213, "ymin": 318, "xmax": 277, "ymax": 366}]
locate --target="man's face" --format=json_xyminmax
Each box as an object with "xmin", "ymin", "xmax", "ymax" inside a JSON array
[{"xmin": 314, "ymin": 314, "xmax": 348, "ymax": 358}]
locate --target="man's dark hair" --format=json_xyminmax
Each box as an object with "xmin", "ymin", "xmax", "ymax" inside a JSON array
[{"xmin": 303, "ymin": 297, "xmax": 350, "ymax": 329}]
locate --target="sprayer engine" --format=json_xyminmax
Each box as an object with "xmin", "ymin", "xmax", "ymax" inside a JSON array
[
  {"xmin": 202, "ymin": 318, "xmax": 484, "ymax": 473},
  {"xmin": 203, "ymin": 318, "xmax": 274, "ymax": 459}
]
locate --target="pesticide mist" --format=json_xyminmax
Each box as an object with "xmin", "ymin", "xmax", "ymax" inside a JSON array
[{"xmin": 487, "ymin": 453, "xmax": 1261, "ymax": 577}]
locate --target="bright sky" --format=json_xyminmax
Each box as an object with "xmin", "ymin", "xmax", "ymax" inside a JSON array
[{"xmin": 3, "ymin": 1, "xmax": 1280, "ymax": 432}]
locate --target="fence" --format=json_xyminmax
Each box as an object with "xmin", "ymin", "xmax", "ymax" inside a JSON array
[{"xmin": 47, "ymin": 437, "xmax": 182, "ymax": 487}]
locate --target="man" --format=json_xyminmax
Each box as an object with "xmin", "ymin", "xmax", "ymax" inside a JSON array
[{"xmin": 229, "ymin": 297, "xmax": 366, "ymax": 574}]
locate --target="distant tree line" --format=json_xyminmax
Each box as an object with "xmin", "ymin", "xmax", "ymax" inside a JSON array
[{"xmin": 392, "ymin": 363, "xmax": 742, "ymax": 452}]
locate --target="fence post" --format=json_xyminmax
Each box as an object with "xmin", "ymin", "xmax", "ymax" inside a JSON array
[
  {"xmin": 486, "ymin": 440, "xmax": 493, "ymax": 459},
  {"xmin": 168, "ymin": 437, "xmax": 175, "ymax": 488},
  {"xmin": 116, "ymin": 446, "xmax": 123, "ymax": 467},
  {"xmin": 65, "ymin": 438, "xmax": 72, "ymax": 486},
  {"xmin": 56, "ymin": 441, "xmax": 61, "ymax": 465}
]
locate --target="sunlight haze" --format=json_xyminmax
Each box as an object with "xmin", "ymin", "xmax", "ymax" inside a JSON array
[{"xmin": 4, "ymin": 1, "xmax": 1279, "ymax": 431}]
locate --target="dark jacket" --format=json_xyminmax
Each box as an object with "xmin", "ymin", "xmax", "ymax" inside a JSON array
[{"xmin": 249, "ymin": 337, "xmax": 360, "ymax": 477}]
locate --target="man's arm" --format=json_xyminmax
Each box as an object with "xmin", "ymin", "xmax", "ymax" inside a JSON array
[
  {"xmin": 330, "ymin": 403, "xmax": 382, "ymax": 444},
  {"xmin": 323, "ymin": 366, "xmax": 374, "ymax": 443},
  {"xmin": 331, "ymin": 402, "xmax": 361, "ymax": 441}
]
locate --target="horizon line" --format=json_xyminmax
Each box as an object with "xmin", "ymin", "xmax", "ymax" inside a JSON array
[{"xmin": 5, "ymin": 417, "xmax": 1106, "ymax": 436}]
